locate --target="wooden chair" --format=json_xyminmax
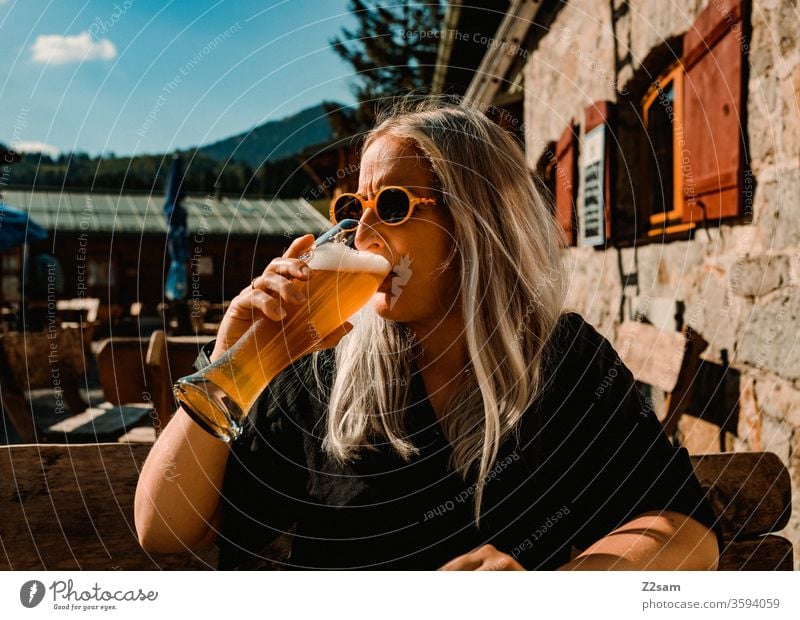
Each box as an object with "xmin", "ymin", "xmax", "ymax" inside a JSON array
[
  {"xmin": 145, "ymin": 331, "xmax": 207, "ymax": 433},
  {"xmin": 0, "ymin": 328, "xmax": 150, "ymax": 443},
  {"xmin": 94, "ymin": 336, "xmax": 159, "ymax": 444},
  {"xmin": 56, "ymin": 297, "xmax": 100, "ymax": 350},
  {"xmin": 615, "ymin": 319, "xmax": 793, "ymax": 569},
  {"xmin": 691, "ymin": 452, "xmax": 793, "ymax": 570},
  {"xmin": 95, "ymin": 337, "xmax": 152, "ymax": 407},
  {"xmin": 0, "ymin": 443, "xmax": 218, "ymax": 569},
  {"xmin": 91, "ymin": 331, "xmax": 206, "ymax": 441}
]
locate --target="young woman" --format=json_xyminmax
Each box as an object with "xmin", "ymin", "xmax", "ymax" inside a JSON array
[{"xmin": 135, "ymin": 98, "xmax": 721, "ymax": 570}]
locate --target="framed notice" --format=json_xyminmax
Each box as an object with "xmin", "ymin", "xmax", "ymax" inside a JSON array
[{"xmin": 579, "ymin": 124, "xmax": 607, "ymax": 247}]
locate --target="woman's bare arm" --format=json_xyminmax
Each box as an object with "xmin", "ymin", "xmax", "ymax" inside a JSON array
[
  {"xmin": 133, "ymin": 237, "xmax": 316, "ymax": 553},
  {"xmin": 134, "ymin": 234, "xmax": 357, "ymax": 554},
  {"xmin": 134, "ymin": 404, "xmax": 230, "ymax": 553},
  {"xmin": 556, "ymin": 511, "xmax": 720, "ymax": 570}
]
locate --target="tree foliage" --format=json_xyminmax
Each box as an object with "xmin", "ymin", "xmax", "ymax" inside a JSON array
[
  {"xmin": 330, "ymin": 0, "xmax": 444, "ymax": 132},
  {"xmin": 1, "ymin": 146, "xmax": 316, "ymax": 198}
]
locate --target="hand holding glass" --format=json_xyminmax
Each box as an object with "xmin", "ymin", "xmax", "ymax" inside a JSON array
[{"xmin": 173, "ymin": 221, "xmax": 391, "ymax": 442}]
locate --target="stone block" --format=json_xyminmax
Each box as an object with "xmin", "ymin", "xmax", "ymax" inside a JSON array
[
  {"xmin": 729, "ymin": 254, "xmax": 790, "ymax": 298},
  {"xmin": 737, "ymin": 375, "xmax": 762, "ymax": 450},
  {"xmin": 737, "ymin": 291, "xmax": 800, "ymax": 381},
  {"xmin": 760, "ymin": 413, "xmax": 793, "ymax": 464},
  {"xmin": 754, "ymin": 372, "xmax": 800, "ymax": 428},
  {"xmin": 683, "ymin": 264, "xmax": 747, "ymax": 364},
  {"xmin": 752, "ymin": 166, "xmax": 800, "ymax": 251}
]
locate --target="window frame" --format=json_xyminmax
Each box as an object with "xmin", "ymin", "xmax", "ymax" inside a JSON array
[{"xmin": 641, "ymin": 63, "xmax": 696, "ymax": 238}]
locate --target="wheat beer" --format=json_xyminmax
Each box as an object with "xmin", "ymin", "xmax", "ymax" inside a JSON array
[{"xmin": 174, "ymin": 239, "xmax": 391, "ymax": 441}]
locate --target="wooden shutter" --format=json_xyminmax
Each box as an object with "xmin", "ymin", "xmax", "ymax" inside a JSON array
[
  {"xmin": 553, "ymin": 124, "xmax": 578, "ymax": 247},
  {"xmin": 583, "ymin": 101, "xmax": 613, "ymax": 244},
  {"xmin": 681, "ymin": 0, "xmax": 749, "ymax": 223}
]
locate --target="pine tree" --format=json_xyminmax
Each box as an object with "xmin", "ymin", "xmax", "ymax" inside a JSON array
[{"xmin": 330, "ymin": 0, "xmax": 444, "ymax": 132}]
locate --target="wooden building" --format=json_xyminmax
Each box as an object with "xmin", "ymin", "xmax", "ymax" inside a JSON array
[
  {"xmin": 446, "ymin": 0, "xmax": 799, "ymax": 568},
  {"xmin": 1, "ymin": 189, "xmax": 329, "ymax": 316}
]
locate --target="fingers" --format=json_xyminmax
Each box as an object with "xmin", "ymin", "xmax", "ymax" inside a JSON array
[
  {"xmin": 231, "ymin": 273, "xmax": 306, "ymax": 322},
  {"xmin": 251, "ymin": 289, "xmax": 286, "ymax": 322},
  {"xmin": 247, "ymin": 272, "xmax": 306, "ymax": 306},
  {"xmin": 283, "ymin": 234, "xmax": 315, "ymax": 259},
  {"xmin": 438, "ymin": 555, "xmax": 483, "ymax": 571},
  {"xmin": 437, "ymin": 544, "xmax": 524, "ymax": 571},
  {"xmin": 475, "ymin": 557, "xmax": 513, "ymax": 571},
  {"xmin": 266, "ymin": 272, "xmax": 306, "ymax": 303},
  {"xmin": 229, "ymin": 288, "xmax": 286, "ymax": 322},
  {"xmin": 243, "ymin": 235, "xmax": 313, "ymax": 301},
  {"xmin": 264, "ymin": 257, "xmax": 311, "ymax": 281}
]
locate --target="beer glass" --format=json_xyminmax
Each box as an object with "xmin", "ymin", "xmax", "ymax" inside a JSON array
[{"xmin": 173, "ymin": 220, "xmax": 391, "ymax": 441}]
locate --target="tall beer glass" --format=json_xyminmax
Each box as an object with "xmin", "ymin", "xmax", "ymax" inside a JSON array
[{"xmin": 174, "ymin": 221, "xmax": 391, "ymax": 441}]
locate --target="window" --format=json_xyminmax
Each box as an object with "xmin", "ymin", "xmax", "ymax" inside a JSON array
[
  {"xmin": 87, "ymin": 258, "xmax": 116, "ymax": 288},
  {"xmin": 553, "ymin": 124, "xmax": 579, "ymax": 247},
  {"xmin": 679, "ymin": 0, "xmax": 749, "ymax": 224},
  {"xmin": 542, "ymin": 1, "xmax": 749, "ymax": 248},
  {"xmin": 634, "ymin": 0, "xmax": 749, "ymax": 240},
  {"xmin": 535, "ymin": 141, "xmax": 557, "ymax": 216},
  {"xmin": 2, "ymin": 250, "xmax": 21, "ymax": 302},
  {"xmin": 641, "ymin": 64, "xmax": 694, "ymax": 237}
]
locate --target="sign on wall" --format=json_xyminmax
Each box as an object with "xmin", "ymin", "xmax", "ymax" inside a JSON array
[{"xmin": 579, "ymin": 124, "xmax": 606, "ymax": 247}]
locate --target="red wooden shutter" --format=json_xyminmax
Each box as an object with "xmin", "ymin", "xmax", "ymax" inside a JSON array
[
  {"xmin": 681, "ymin": 0, "xmax": 749, "ymax": 223},
  {"xmin": 554, "ymin": 124, "xmax": 578, "ymax": 247},
  {"xmin": 583, "ymin": 100, "xmax": 613, "ymax": 244}
]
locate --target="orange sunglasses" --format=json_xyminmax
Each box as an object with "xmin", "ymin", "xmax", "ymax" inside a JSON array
[{"xmin": 329, "ymin": 186, "xmax": 438, "ymax": 226}]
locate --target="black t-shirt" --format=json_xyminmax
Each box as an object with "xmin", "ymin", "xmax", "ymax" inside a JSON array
[{"xmin": 215, "ymin": 311, "xmax": 723, "ymax": 570}]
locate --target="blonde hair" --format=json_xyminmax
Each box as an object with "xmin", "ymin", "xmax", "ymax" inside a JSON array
[{"xmin": 311, "ymin": 96, "xmax": 568, "ymax": 526}]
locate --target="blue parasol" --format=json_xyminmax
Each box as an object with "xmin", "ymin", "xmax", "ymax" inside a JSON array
[
  {"xmin": 163, "ymin": 153, "xmax": 188, "ymax": 301},
  {"xmin": 0, "ymin": 202, "xmax": 48, "ymax": 251}
]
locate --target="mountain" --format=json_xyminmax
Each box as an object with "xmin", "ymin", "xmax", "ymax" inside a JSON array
[
  {"xmin": 3, "ymin": 101, "xmax": 356, "ymax": 197},
  {"xmin": 198, "ymin": 101, "xmax": 344, "ymax": 167}
]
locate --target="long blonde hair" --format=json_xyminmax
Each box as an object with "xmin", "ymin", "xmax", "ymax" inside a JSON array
[{"xmin": 312, "ymin": 96, "xmax": 568, "ymax": 526}]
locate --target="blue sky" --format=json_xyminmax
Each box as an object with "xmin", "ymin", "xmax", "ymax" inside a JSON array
[{"xmin": 0, "ymin": 0, "xmax": 359, "ymax": 157}]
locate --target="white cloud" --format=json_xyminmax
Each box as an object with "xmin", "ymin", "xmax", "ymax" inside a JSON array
[
  {"xmin": 30, "ymin": 31, "xmax": 117, "ymax": 65},
  {"xmin": 14, "ymin": 141, "xmax": 60, "ymax": 158}
]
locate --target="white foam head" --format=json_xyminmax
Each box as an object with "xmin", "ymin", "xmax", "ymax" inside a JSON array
[{"xmin": 307, "ymin": 242, "xmax": 391, "ymax": 275}]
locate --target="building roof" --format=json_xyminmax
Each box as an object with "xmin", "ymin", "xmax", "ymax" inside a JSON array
[
  {"xmin": 463, "ymin": 0, "xmax": 543, "ymax": 107},
  {"xmin": 1, "ymin": 189, "xmax": 330, "ymax": 237},
  {"xmin": 431, "ymin": 0, "xmax": 511, "ymax": 96}
]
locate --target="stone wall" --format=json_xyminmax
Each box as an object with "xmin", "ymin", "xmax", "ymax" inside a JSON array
[{"xmin": 523, "ymin": 0, "xmax": 800, "ymax": 568}]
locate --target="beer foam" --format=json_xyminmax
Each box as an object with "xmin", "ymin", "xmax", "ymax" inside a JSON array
[{"xmin": 308, "ymin": 242, "xmax": 392, "ymax": 275}]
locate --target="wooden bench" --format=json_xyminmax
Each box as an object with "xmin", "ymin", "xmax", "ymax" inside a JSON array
[
  {"xmin": 56, "ymin": 297, "xmax": 101, "ymax": 346},
  {"xmin": 1, "ymin": 320, "xmax": 791, "ymax": 569},
  {"xmin": 0, "ymin": 328, "xmax": 151, "ymax": 443},
  {"xmin": 615, "ymin": 319, "xmax": 794, "ymax": 569},
  {"xmin": 0, "ymin": 326, "xmax": 200, "ymax": 444},
  {"xmin": 0, "ymin": 442, "xmax": 791, "ymax": 570},
  {"xmin": 0, "ymin": 443, "xmax": 218, "ymax": 569}
]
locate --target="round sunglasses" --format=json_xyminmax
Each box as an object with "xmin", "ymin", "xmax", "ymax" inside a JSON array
[{"xmin": 329, "ymin": 186, "xmax": 438, "ymax": 226}]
